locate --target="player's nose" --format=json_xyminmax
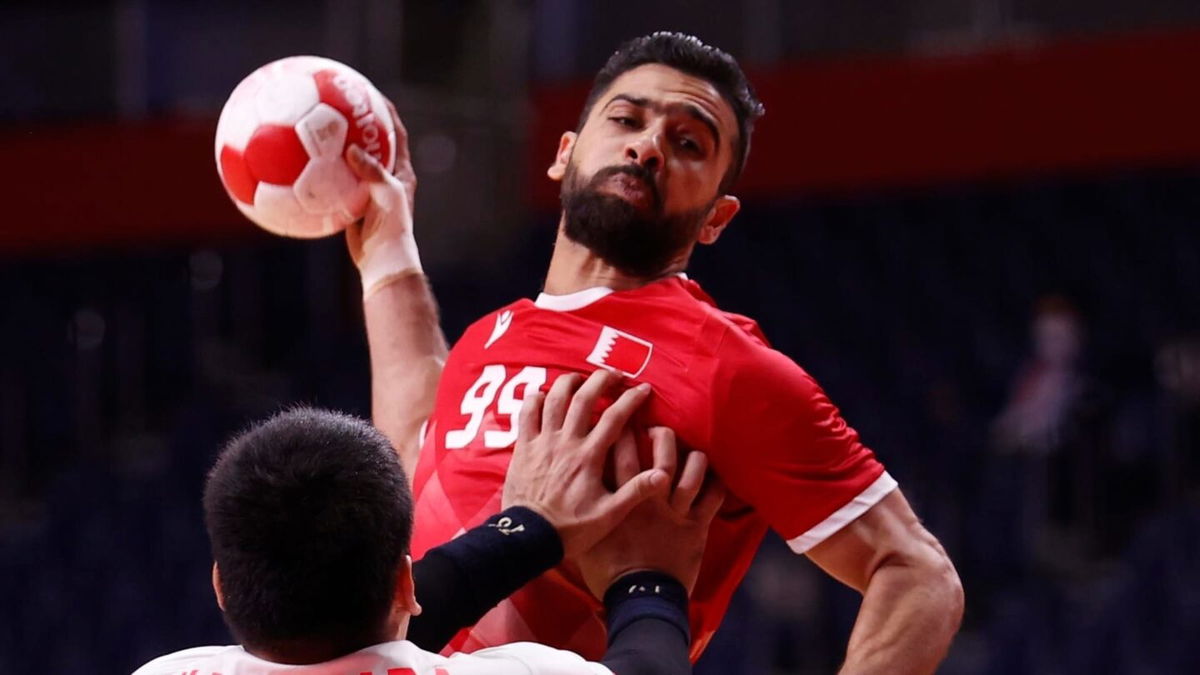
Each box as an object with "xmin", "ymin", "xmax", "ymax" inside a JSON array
[{"xmin": 624, "ymin": 130, "xmax": 663, "ymax": 174}]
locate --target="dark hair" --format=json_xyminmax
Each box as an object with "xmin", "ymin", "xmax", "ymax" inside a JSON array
[
  {"xmin": 203, "ymin": 407, "xmax": 412, "ymax": 660},
  {"xmin": 579, "ymin": 31, "xmax": 765, "ymax": 193}
]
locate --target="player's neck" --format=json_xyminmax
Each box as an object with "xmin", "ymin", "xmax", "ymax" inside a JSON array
[{"xmin": 543, "ymin": 226, "xmax": 684, "ymax": 295}]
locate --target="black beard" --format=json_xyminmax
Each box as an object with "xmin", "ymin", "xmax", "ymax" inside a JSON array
[{"xmin": 560, "ymin": 163, "xmax": 709, "ymax": 279}]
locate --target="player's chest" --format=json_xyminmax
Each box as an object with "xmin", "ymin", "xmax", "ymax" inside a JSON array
[{"xmin": 430, "ymin": 310, "xmax": 707, "ymax": 454}]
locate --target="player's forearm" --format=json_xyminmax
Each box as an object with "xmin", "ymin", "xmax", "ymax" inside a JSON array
[
  {"xmin": 363, "ymin": 272, "xmax": 447, "ymax": 475},
  {"xmin": 839, "ymin": 546, "xmax": 964, "ymax": 675},
  {"xmin": 409, "ymin": 507, "xmax": 563, "ymax": 650}
]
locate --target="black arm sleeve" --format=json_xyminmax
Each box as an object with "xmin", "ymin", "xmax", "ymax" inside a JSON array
[
  {"xmin": 600, "ymin": 571, "xmax": 692, "ymax": 675},
  {"xmin": 407, "ymin": 506, "xmax": 564, "ymax": 652}
]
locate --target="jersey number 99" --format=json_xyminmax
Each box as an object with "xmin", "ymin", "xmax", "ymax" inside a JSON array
[{"xmin": 445, "ymin": 365, "xmax": 548, "ymax": 449}]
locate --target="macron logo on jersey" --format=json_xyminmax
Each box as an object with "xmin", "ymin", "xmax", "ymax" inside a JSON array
[
  {"xmin": 586, "ymin": 326, "xmax": 653, "ymax": 378},
  {"xmin": 484, "ymin": 310, "xmax": 513, "ymax": 349}
]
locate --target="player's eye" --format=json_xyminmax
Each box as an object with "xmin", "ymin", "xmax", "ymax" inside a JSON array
[
  {"xmin": 676, "ymin": 135, "xmax": 704, "ymax": 156},
  {"xmin": 609, "ymin": 116, "xmax": 639, "ymax": 128}
]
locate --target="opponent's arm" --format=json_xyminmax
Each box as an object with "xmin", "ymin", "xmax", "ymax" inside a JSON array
[
  {"xmin": 343, "ymin": 103, "xmax": 447, "ymax": 477},
  {"xmin": 597, "ymin": 570, "xmax": 692, "ymax": 675},
  {"xmin": 407, "ymin": 506, "xmax": 560, "ymax": 652},
  {"xmin": 805, "ymin": 490, "xmax": 964, "ymax": 675}
]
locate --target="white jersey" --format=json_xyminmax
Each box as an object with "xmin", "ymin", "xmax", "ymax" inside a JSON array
[{"xmin": 131, "ymin": 639, "xmax": 614, "ymax": 675}]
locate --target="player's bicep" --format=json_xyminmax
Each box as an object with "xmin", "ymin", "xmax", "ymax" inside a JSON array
[{"xmin": 804, "ymin": 488, "xmax": 937, "ymax": 592}]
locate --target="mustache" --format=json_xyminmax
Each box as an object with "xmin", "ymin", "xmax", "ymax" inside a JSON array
[{"xmin": 585, "ymin": 165, "xmax": 662, "ymax": 211}]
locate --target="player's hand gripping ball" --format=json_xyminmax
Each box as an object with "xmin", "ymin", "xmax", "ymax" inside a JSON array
[{"xmin": 214, "ymin": 55, "xmax": 395, "ymax": 238}]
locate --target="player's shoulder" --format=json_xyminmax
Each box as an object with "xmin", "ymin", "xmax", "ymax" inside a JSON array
[
  {"xmin": 451, "ymin": 298, "xmax": 536, "ymax": 349},
  {"xmin": 129, "ymin": 645, "xmax": 239, "ymax": 675},
  {"xmin": 604, "ymin": 277, "xmax": 775, "ymax": 372},
  {"xmin": 454, "ymin": 642, "xmax": 614, "ymax": 674},
  {"xmin": 666, "ymin": 276, "xmax": 770, "ymax": 346},
  {"xmin": 709, "ymin": 306, "xmax": 768, "ymax": 347},
  {"xmin": 597, "ymin": 276, "xmax": 763, "ymax": 342}
]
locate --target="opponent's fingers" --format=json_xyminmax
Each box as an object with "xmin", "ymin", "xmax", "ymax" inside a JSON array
[
  {"xmin": 600, "ymin": 467, "xmax": 670, "ymax": 530},
  {"xmin": 541, "ymin": 373, "xmax": 583, "ymax": 433},
  {"xmin": 562, "ymin": 369, "xmax": 616, "ymax": 436},
  {"xmin": 517, "ymin": 390, "xmax": 545, "ymax": 444},
  {"xmin": 691, "ymin": 475, "xmax": 726, "ymax": 526},
  {"xmin": 670, "ymin": 450, "xmax": 709, "ymax": 514},
  {"xmin": 648, "ymin": 426, "xmax": 678, "ymax": 480},
  {"xmin": 612, "ymin": 427, "xmax": 640, "ymax": 486},
  {"xmin": 587, "ymin": 383, "xmax": 651, "ymax": 453}
]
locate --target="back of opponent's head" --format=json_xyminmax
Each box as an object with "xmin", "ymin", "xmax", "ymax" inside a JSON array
[
  {"xmin": 204, "ymin": 406, "xmax": 413, "ymax": 661},
  {"xmin": 580, "ymin": 31, "xmax": 764, "ymax": 192}
]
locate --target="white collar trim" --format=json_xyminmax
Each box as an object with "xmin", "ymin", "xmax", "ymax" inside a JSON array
[{"xmin": 534, "ymin": 286, "xmax": 615, "ymax": 311}]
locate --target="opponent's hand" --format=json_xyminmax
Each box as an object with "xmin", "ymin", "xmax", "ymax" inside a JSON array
[
  {"xmin": 577, "ymin": 437, "xmax": 725, "ymax": 597},
  {"xmin": 344, "ymin": 99, "xmax": 422, "ymax": 298},
  {"xmin": 502, "ymin": 370, "xmax": 671, "ymax": 558}
]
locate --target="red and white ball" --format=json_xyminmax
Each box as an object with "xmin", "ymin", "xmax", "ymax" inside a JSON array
[{"xmin": 214, "ymin": 55, "xmax": 395, "ymax": 238}]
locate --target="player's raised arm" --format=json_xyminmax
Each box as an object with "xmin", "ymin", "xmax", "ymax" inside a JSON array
[{"xmin": 344, "ymin": 101, "xmax": 448, "ymax": 478}]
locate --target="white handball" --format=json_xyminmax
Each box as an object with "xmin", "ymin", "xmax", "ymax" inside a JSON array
[{"xmin": 214, "ymin": 55, "xmax": 396, "ymax": 238}]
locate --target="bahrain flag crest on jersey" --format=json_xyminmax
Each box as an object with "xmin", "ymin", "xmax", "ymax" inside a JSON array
[{"xmin": 586, "ymin": 326, "xmax": 654, "ymax": 378}]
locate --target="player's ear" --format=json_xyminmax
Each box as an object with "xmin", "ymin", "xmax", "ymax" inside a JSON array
[
  {"xmin": 698, "ymin": 195, "xmax": 740, "ymax": 245},
  {"xmin": 547, "ymin": 131, "xmax": 577, "ymax": 182},
  {"xmin": 386, "ymin": 556, "xmax": 421, "ymax": 641},
  {"xmin": 212, "ymin": 563, "xmax": 226, "ymax": 612},
  {"xmin": 396, "ymin": 555, "xmax": 421, "ymax": 616}
]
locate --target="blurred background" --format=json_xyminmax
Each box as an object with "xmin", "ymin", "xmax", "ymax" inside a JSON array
[{"xmin": 2, "ymin": 1, "xmax": 1199, "ymax": 672}]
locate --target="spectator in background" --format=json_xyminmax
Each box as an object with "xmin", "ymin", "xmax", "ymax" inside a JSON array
[
  {"xmin": 991, "ymin": 296, "xmax": 1111, "ymax": 570},
  {"xmin": 1155, "ymin": 334, "xmax": 1200, "ymax": 496},
  {"xmin": 992, "ymin": 296, "xmax": 1087, "ymax": 455}
]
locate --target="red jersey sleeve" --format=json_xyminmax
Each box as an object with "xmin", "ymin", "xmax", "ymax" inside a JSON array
[{"xmin": 708, "ymin": 326, "xmax": 896, "ymax": 554}]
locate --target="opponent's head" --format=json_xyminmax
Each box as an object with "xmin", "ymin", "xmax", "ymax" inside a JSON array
[
  {"xmin": 204, "ymin": 407, "xmax": 417, "ymax": 663},
  {"xmin": 548, "ymin": 32, "xmax": 764, "ymax": 278}
]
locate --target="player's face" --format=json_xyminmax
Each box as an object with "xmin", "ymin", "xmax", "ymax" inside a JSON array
[{"xmin": 548, "ymin": 64, "xmax": 742, "ymax": 276}]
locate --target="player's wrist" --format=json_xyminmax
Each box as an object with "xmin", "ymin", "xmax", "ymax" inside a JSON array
[
  {"xmin": 361, "ymin": 267, "xmax": 425, "ymax": 301},
  {"xmin": 501, "ymin": 500, "xmax": 572, "ymax": 544},
  {"xmin": 358, "ymin": 231, "xmax": 423, "ymax": 299},
  {"xmin": 599, "ymin": 566, "xmax": 656, "ymax": 592},
  {"xmin": 603, "ymin": 570, "xmax": 690, "ymax": 646},
  {"xmin": 604, "ymin": 570, "xmax": 688, "ymax": 602}
]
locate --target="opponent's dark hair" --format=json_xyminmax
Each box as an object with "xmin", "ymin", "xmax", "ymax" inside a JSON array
[
  {"xmin": 203, "ymin": 406, "xmax": 412, "ymax": 661},
  {"xmin": 579, "ymin": 31, "xmax": 765, "ymax": 192}
]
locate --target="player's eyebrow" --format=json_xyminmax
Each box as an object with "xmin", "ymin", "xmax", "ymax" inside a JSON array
[{"xmin": 603, "ymin": 94, "xmax": 722, "ymax": 149}]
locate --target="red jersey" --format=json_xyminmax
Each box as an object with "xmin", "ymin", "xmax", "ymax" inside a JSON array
[{"xmin": 410, "ymin": 276, "xmax": 894, "ymax": 660}]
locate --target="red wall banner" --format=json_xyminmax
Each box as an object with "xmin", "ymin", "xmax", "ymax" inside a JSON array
[
  {"xmin": 526, "ymin": 28, "xmax": 1200, "ymax": 207},
  {"xmin": 3, "ymin": 28, "xmax": 1199, "ymax": 255}
]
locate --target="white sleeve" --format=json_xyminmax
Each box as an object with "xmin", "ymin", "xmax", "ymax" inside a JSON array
[{"xmin": 444, "ymin": 642, "xmax": 614, "ymax": 675}]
